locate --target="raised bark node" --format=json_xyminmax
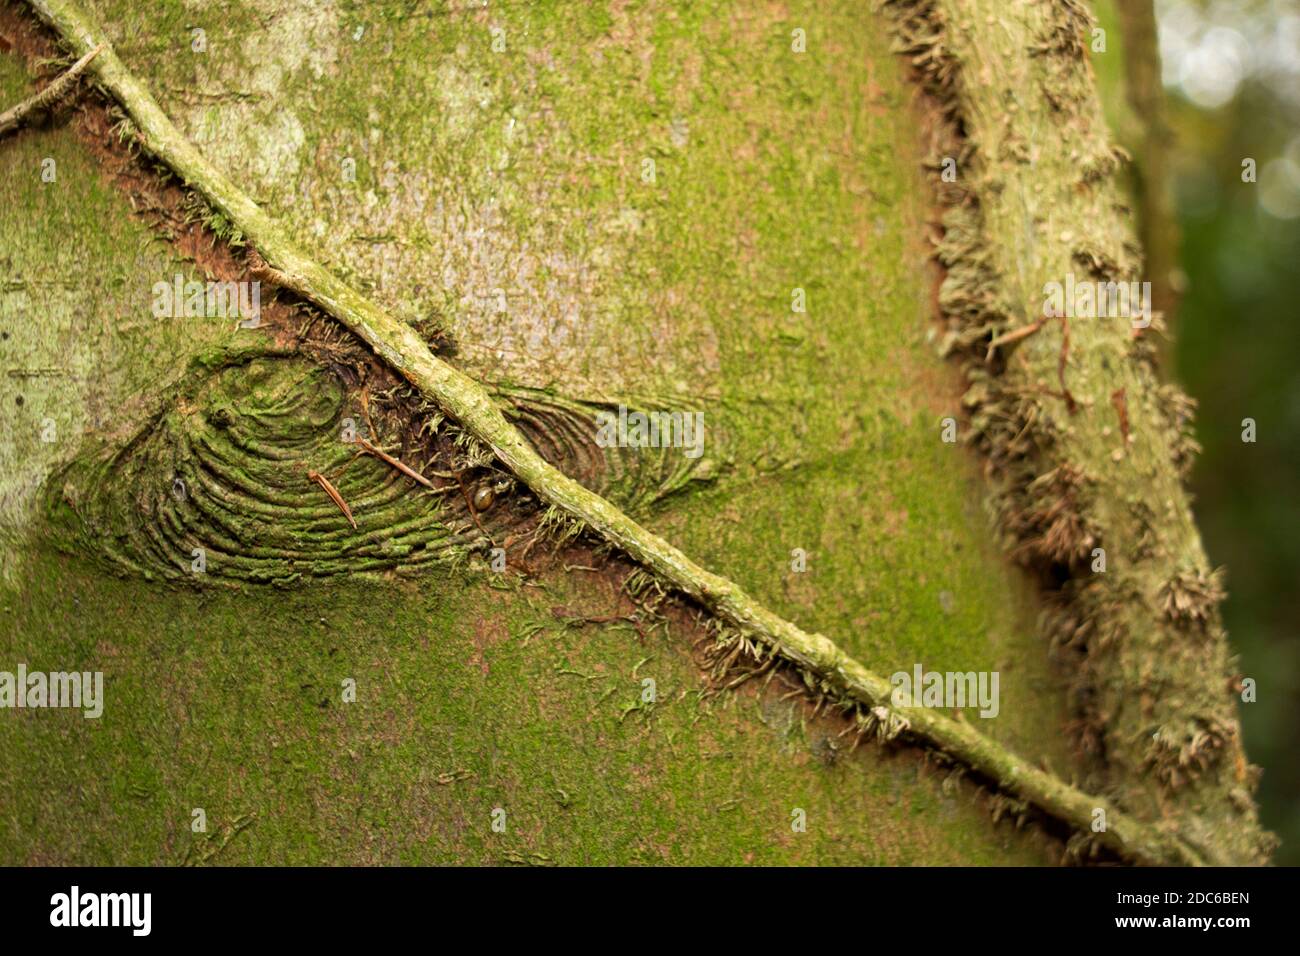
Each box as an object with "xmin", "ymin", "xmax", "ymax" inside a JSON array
[{"xmin": 44, "ymin": 351, "xmax": 482, "ymax": 584}]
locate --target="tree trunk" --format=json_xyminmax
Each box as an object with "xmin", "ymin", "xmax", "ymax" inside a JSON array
[{"xmin": 0, "ymin": 0, "xmax": 1271, "ymax": 865}]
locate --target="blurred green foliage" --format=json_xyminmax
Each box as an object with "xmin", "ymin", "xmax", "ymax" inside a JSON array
[{"xmin": 1172, "ymin": 91, "xmax": 1300, "ymax": 867}]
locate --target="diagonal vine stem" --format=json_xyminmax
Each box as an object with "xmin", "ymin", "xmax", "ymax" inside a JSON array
[{"xmin": 22, "ymin": 0, "xmax": 1203, "ymax": 866}]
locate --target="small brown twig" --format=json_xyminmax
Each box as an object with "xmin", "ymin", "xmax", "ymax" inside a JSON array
[
  {"xmin": 355, "ymin": 436, "xmax": 436, "ymax": 489},
  {"xmin": 307, "ymin": 468, "xmax": 357, "ymax": 529},
  {"xmin": 358, "ymin": 386, "xmax": 378, "ymax": 442},
  {"xmin": 987, "ymin": 316, "xmax": 1076, "ymax": 413},
  {"xmin": 985, "ymin": 318, "xmax": 1044, "ymax": 360},
  {"xmin": 0, "ymin": 43, "xmax": 102, "ymax": 138},
  {"xmin": 987, "ymin": 321, "xmax": 1040, "ymax": 351}
]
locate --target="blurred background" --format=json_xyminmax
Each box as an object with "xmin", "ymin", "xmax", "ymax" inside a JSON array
[{"xmin": 1097, "ymin": 0, "xmax": 1300, "ymax": 864}]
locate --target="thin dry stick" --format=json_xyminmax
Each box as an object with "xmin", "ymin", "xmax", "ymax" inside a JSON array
[
  {"xmin": 985, "ymin": 318, "xmax": 1044, "ymax": 358},
  {"xmin": 355, "ymin": 436, "xmax": 436, "ymax": 489},
  {"xmin": 307, "ymin": 469, "xmax": 357, "ymax": 530},
  {"xmin": 0, "ymin": 41, "xmax": 101, "ymax": 137},
  {"xmin": 25, "ymin": 0, "xmax": 1203, "ymax": 867}
]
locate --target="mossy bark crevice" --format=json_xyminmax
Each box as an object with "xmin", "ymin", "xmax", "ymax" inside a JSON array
[
  {"xmin": 44, "ymin": 349, "xmax": 488, "ymax": 585},
  {"xmin": 45, "ymin": 342, "xmax": 722, "ymax": 585},
  {"xmin": 21, "ymin": 0, "xmax": 1213, "ymax": 865}
]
